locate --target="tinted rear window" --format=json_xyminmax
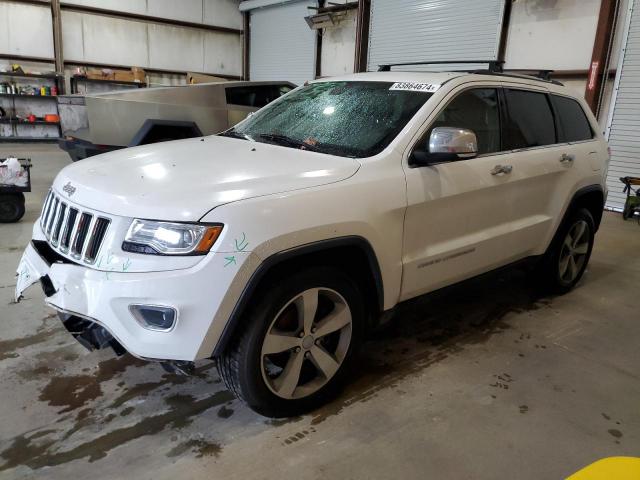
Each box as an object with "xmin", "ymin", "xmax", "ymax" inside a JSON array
[
  {"xmin": 226, "ymin": 84, "xmax": 293, "ymax": 108},
  {"xmin": 551, "ymin": 95, "xmax": 593, "ymax": 142},
  {"xmin": 504, "ymin": 89, "xmax": 556, "ymax": 149}
]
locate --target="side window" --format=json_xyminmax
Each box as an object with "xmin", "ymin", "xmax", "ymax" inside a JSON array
[
  {"xmin": 425, "ymin": 88, "xmax": 500, "ymax": 155},
  {"xmin": 279, "ymin": 85, "xmax": 293, "ymax": 96},
  {"xmin": 226, "ymin": 85, "xmax": 291, "ymax": 108},
  {"xmin": 504, "ymin": 89, "xmax": 556, "ymax": 149},
  {"xmin": 551, "ymin": 95, "xmax": 594, "ymax": 142}
]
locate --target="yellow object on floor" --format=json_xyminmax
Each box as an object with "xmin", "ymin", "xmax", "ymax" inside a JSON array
[{"xmin": 567, "ymin": 457, "xmax": 640, "ymax": 479}]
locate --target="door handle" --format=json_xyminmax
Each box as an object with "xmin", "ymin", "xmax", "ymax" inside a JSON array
[
  {"xmin": 491, "ymin": 164, "xmax": 513, "ymax": 175},
  {"xmin": 560, "ymin": 153, "xmax": 575, "ymax": 163}
]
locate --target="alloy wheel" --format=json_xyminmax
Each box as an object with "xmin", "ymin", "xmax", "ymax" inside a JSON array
[
  {"xmin": 260, "ymin": 287, "xmax": 353, "ymax": 400},
  {"xmin": 558, "ymin": 220, "xmax": 590, "ymax": 284}
]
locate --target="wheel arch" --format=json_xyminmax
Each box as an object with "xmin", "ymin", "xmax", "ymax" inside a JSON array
[
  {"xmin": 544, "ymin": 184, "xmax": 604, "ymax": 255},
  {"xmin": 566, "ymin": 185, "xmax": 605, "ymax": 231},
  {"xmin": 211, "ymin": 236, "xmax": 384, "ymax": 358}
]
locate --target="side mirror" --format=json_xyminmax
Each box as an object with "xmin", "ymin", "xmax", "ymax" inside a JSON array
[{"xmin": 410, "ymin": 127, "xmax": 478, "ymax": 167}]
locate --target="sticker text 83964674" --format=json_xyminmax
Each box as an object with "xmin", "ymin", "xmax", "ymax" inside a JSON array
[{"xmin": 389, "ymin": 82, "xmax": 440, "ymax": 93}]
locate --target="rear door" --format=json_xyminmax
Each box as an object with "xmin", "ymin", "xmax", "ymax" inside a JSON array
[
  {"xmin": 550, "ymin": 92, "xmax": 605, "ymax": 179},
  {"xmin": 501, "ymin": 87, "xmax": 597, "ymax": 255}
]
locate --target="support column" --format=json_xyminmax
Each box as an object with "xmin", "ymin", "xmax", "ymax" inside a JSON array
[
  {"xmin": 497, "ymin": 0, "xmax": 513, "ymax": 63},
  {"xmin": 51, "ymin": 0, "xmax": 65, "ymax": 92},
  {"xmin": 315, "ymin": 0, "xmax": 325, "ymax": 78},
  {"xmin": 354, "ymin": 0, "xmax": 370, "ymax": 73},
  {"xmin": 585, "ymin": 0, "xmax": 619, "ymax": 116},
  {"xmin": 242, "ymin": 11, "xmax": 250, "ymax": 81}
]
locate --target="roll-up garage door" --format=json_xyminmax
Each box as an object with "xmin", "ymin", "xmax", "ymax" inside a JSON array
[
  {"xmin": 247, "ymin": 0, "xmax": 317, "ymax": 86},
  {"xmin": 367, "ymin": 0, "xmax": 506, "ymax": 71},
  {"xmin": 606, "ymin": 0, "xmax": 640, "ymax": 210}
]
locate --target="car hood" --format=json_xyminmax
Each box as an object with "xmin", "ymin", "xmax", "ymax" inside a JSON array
[{"xmin": 52, "ymin": 136, "xmax": 361, "ymax": 221}]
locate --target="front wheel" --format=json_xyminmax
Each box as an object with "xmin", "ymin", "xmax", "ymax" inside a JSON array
[
  {"xmin": 217, "ymin": 267, "xmax": 364, "ymax": 417},
  {"xmin": 538, "ymin": 208, "xmax": 595, "ymax": 294}
]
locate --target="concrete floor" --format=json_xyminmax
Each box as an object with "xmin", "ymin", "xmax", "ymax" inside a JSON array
[{"xmin": 0, "ymin": 143, "xmax": 638, "ymax": 480}]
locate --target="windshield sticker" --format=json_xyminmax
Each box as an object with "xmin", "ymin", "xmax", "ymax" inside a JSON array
[{"xmin": 389, "ymin": 82, "xmax": 440, "ymax": 93}]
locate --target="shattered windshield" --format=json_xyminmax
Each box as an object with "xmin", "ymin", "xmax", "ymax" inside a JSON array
[{"xmin": 220, "ymin": 81, "xmax": 433, "ymax": 158}]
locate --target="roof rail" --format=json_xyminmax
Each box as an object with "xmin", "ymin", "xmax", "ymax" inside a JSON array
[
  {"xmin": 377, "ymin": 60, "xmax": 504, "ymax": 73},
  {"xmin": 471, "ymin": 69, "xmax": 564, "ymax": 86},
  {"xmin": 493, "ymin": 69, "xmax": 554, "ymax": 81},
  {"xmin": 376, "ymin": 60, "xmax": 563, "ymax": 86}
]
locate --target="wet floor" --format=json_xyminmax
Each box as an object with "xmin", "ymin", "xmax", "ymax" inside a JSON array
[{"xmin": 0, "ymin": 144, "xmax": 639, "ymax": 479}]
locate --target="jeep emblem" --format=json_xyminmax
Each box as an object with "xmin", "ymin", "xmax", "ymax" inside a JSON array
[{"xmin": 63, "ymin": 182, "xmax": 76, "ymax": 197}]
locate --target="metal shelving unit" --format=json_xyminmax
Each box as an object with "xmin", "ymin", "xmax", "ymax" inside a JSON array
[
  {"xmin": 0, "ymin": 118, "xmax": 60, "ymax": 125},
  {"xmin": 70, "ymin": 75, "xmax": 147, "ymax": 94},
  {"xmin": 0, "ymin": 71, "xmax": 63, "ymax": 142},
  {"xmin": 0, "ymin": 93, "xmax": 59, "ymax": 100},
  {"xmin": 0, "ymin": 137, "xmax": 60, "ymax": 143}
]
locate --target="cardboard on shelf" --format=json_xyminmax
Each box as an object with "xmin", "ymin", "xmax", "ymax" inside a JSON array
[{"xmin": 82, "ymin": 67, "xmax": 146, "ymax": 83}]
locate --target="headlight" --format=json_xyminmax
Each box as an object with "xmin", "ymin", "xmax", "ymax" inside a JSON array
[{"xmin": 123, "ymin": 219, "xmax": 223, "ymax": 255}]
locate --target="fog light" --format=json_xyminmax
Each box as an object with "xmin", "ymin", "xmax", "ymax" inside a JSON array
[{"xmin": 129, "ymin": 304, "xmax": 177, "ymax": 332}]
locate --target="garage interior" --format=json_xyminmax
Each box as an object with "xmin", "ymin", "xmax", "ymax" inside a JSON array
[{"xmin": 1, "ymin": 0, "xmax": 640, "ymax": 478}]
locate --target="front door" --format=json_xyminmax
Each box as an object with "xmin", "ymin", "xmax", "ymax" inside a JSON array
[{"xmin": 400, "ymin": 86, "xmax": 525, "ymax": 301}]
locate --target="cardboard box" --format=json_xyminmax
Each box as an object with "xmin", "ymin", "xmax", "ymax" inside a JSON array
[
  {"xmin": 80, "ymin": 67, "xmax": 145, "ymax": 83},
  {"xmin": 85, "ymin": 68, "xmax": 115, "ymax": 80},
  {"xmin": 131, "ymin": 67, "xmax": 146, "ymax": 83},
  {"xmin": 187, "ymin": 71, "xmax": 227, "ymax": 84},
  {"xmin": 114, "ymin": 70, "xmax": 134, "ymax": 82}
]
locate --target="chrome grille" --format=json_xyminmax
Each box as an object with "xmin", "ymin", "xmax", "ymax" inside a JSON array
[{"xmin": 40, "ymin": 190, "xmax": 110, "ymax": 265}]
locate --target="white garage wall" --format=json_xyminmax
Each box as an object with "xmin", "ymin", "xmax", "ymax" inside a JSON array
[
  {"xmin": 62, "ymin": 11, "xmax": 148, "ymax": 67},
  {"xmin": 0, "ymin": 0, "xmax": 243, "ymax": 83},
  {"xmin": 0, "ymin": 2, "xmax": 54, "ymax": 59},
  {"xmin": 60, "ymin": 0, "xmax": 243, "ymax": 30},
  {"xmin": 504, "ymin": 0, "xmax": 600, "ymax": 70},
  {"xmin": 61, "ymin": 11, "xmax": 242, "ymax": 76},
  {"xmin": 320, "ymin": 9, "xmax": 356, "ymax": 77}
]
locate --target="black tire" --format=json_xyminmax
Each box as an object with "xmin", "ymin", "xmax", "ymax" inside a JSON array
[
  {"xmin": 217, "ymin": 266, "xmax": 365, "ymax": 417},
  {"xmin": 537, "ymin": 208, "xmax": 595, "ymax": 294},
  {"xmin": 0, "ymin": 193, "xmax": 25, "ymax": 223},
  {"xmin": 623, "ymin": 202, "xmax": 634, "ymax": 220}
]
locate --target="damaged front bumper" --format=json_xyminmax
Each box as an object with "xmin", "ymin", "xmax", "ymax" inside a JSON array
[
  {"xmin": 15, "ymin": 231, "xmax": 256, "ymax": 362},
  {"xmin": 57, "ymin": 310, "xmax": 126, "ymax": 355},
  {"xmin": 15, "ymin": 245, "xmax": 127, "ymax": 355},
  {"xmin": 57, "ymin": 311, "xmax": 194, "ymax": 374}
]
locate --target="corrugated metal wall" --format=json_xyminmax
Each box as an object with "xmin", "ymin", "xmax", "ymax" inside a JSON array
[
  {"xmin": 249, "ymin": 0, "xmax": 317, "ymax": 85},
  {"xmin": 367, "ymin": 0, "xmax": 505, "ymax": 71},
  {"xmin": 606, "ymin": 0, "xmax": 640, "ymax": 210}
]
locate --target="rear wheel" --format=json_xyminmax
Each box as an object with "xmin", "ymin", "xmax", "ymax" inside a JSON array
[
  {"xmin": 0, "ymin": 193, "xmax": 25, "ymax": 223},
  {"xmin": 538, "ymin": 208, "xmax": 595, "ymax": 294},
  {"xmin": 217, "ymin": 267, "xmax": 364, "ymax": 417}
]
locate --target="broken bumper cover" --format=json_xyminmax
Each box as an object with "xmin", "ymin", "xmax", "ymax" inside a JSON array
[
  {"xmin": 58, "ymin": 311, "xmax": 126, "ymax": 355},
  {"xmin": 15, "ymin": 239, "xmax": 256, "ymax": 361}
]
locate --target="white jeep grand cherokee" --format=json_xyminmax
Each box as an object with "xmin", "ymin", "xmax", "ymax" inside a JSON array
[{"xmin": 16, "ymin": 70, "xmax": 608, "ymax": 417}]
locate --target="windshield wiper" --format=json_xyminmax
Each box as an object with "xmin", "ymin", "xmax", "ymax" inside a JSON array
[
  {"xmin": 258, "ymin": 133, "xmax": 323, "ymax": 152},
  {"xmin": 219, "ymin": 129, "xmax": 253, "ymax": 141}
]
